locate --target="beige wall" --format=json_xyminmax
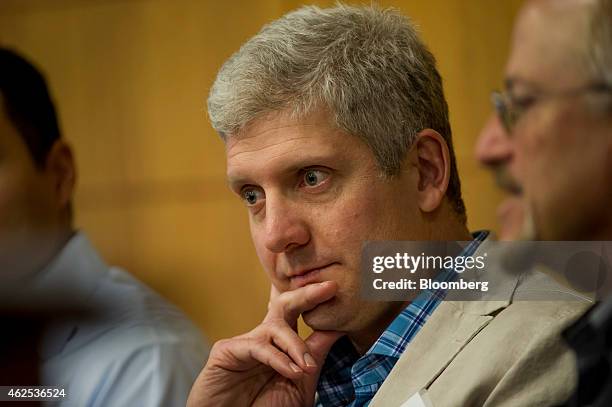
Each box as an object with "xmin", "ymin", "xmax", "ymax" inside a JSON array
[{"xmin": 0, "ymin": 0, "xmax": 523, "ymax": 341}]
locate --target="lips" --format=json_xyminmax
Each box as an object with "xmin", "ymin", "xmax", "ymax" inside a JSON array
[
  {"xmin": 494, "ymin": 167, "xmax": 523, "ymax": 196},
  {"xmin": 289, "ymin": 263, "xmax": 336, "ymax": 289}
]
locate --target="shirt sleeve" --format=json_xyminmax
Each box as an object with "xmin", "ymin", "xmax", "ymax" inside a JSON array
[{"xmin": 87, "ymin": 340, "xmax": 208, "ymax": 407}]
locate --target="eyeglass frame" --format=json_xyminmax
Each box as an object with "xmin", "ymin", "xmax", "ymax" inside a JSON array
[{"xmin": 491, "ymin": 81, "xmax": 612, "ymax": 133}]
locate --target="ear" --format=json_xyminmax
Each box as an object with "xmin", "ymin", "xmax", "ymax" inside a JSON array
[
  {"xmin": 44, "ymin": 140, "xmax": 76, "ymax": 210},
  {"xmin": 414, "ymin": 129, "xmax": 450, "ymax": 213}
]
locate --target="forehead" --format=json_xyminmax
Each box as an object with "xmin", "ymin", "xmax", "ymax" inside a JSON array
[
  {"xmin": 225, "ymin": 109, "xmax": 371, "ymax": 183},
  {"xmin": 507, "ymin": 0, "xmax": 594, "ymax": 86}
]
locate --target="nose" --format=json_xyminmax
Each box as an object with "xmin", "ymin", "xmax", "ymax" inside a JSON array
[
  {"xmin": 261, "ymin": 194, "xmax": 310, "ymax": 253},
  {"xmin": 475, "ymin": 114, "xmax": 513, "ymax": 167}
]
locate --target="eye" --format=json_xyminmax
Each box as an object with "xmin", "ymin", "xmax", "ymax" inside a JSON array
[
  {"xmin": 505, "ymin": 92, "xmax": 538, "ymax": 128},
  {"xmin": 511, "ymin": 93, "xmax": 537, "ymax": 112},
  {"xmin": 302, "ymin": 168, "xmax": 329, "ymax": 188},
  {"xmin": 241, "ymin": 187, "xmax": 264, "ymax": 206}
]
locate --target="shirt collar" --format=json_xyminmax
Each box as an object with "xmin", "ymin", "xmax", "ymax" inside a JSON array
[
  {"xmin": 17, "ymin": 232, "xmax": 109, "ymax": 359},
  {"xmin": 26, "ymin": 232, "xmax": 107, "ymax": 303},
  {"xmin": 365, "ymin": 230, "xmax": 489, "ymax": 359},
  {"xmin": 317, "ymin": 231, "xmax": 489, "ymax": 406}
]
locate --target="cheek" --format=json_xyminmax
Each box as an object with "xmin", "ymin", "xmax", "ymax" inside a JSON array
[
  {"xmin": 252, "ymin": 239, "xmax": 286, "ymax": 290},
  {"xmin": 319, "ymin": 198, "xmax": 374, "ymax": 245},
  {"xmin": 0, "ymin": 173, "xmax": 31, "ymax": 229},
  {"xmin": 329, "ymin": 185, "xmax": 413, "ymax": 242},
  {"xmin": 516, "ymin": 113, "xmax": 607, "ymax": 222},
  {"xmin": 250, "ymin": 225, "xmax": 273, "ymax": 268},
  {"xmin": 515, "ymin": 112, "xmax": 573, "ymax": 189},
  {"xmin": 0, "ymin": 172, "xmax": 43, "ymax": 258}
]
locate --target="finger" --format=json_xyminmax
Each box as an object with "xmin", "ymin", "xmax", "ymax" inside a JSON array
[
  {"xmin": 268, "ymin": 284, "xmax": 281, "ymax": 310},
  {"xmin": 248, "ymin": 339, "xmax": 306, "ymax": 380},
  {"xmin": 305, "ymin": 330, "xmax": 345, "ymax": 365},
  {"xmin": 214, "ymin": 336, "xmax": 305, "ymax": 380},
  {"xmin": 270, "ymin": 284, "xmax": 281, "ymax": 300},
  {"xmin": 301, "ymin": 330, "xmax": 345, "ymax": 400},
  {"xmin": 266, "ymin": 280, "xmax": 338, "ymax": 323},
  {"xmin": 267, "ymin": 322, "xmax": 316, "ymax": 371}
]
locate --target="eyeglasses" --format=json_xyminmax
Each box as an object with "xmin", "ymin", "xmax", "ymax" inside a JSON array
[{"xmin": 491, "ymin": 82, "xmax": 612, "ymax": 133}]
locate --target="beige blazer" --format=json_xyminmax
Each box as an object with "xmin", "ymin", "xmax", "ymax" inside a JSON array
[{"xmin": 370, "ymin": 241, "xmax": 592, "ymax": 407}]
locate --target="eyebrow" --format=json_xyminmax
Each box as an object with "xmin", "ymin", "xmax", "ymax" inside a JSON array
[
  {"xmin": 226, "ymin": 152, "xmax": 342, "ymax": 191},
  {"xmin": 226, "ymin": 176, "xmax": 251, "ymax": 193},
  {"xmin": 504, "ymin": 76, "xmax": 542, "ymax": 93}
]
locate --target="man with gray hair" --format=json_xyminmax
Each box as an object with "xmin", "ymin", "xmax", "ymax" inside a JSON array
[
  {"xmin": 476, "ymin": 0, "xmax": 612, "ymax": 405},
  {"xmin": 189, "ymin": 4, "xmax": 587, "ymax": 406}
]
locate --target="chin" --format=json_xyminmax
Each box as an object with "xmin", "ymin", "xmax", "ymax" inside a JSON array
[
  {"xmin": 497, "ymin": 197, "xmax": 537, "ymax": 241},
  {"xmin": 302, "ymin": 298, "xmax": 345, "ymax": 331}
]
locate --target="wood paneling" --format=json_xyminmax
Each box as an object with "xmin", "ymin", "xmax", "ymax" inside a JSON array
[{"xmin": 0, "ymin": 0, "xmax": 523, "ymax": 341}]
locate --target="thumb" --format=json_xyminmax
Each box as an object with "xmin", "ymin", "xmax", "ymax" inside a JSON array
[{"xmin": 300, "ymin": 330, "xmax": 345, "ymax": 402}]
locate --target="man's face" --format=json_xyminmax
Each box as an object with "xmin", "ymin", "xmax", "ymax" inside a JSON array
[
  {"xmin": 476, "ymin": 0, "xmax": 612, "ymax": 240},
  {"xmin": 0, "ymin": 98, "xmax": 62, "ymax": 280},
  {"xmin": 226, "ymin": 109, "xmax": 425, "ymax": 335}
]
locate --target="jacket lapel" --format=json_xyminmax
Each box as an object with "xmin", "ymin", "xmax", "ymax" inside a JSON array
[
  {"xmin": 370, "ymin": 300, "xmax": 507, "ymax": 406},
  {"xmin": 370, "ymin": 235, "xmax": 519, "ymax": 406}
]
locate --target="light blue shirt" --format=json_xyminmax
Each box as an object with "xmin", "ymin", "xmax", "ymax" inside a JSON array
[{"xmin": 28, "ymin": 233, "xmax": 208, "ymax": 407}]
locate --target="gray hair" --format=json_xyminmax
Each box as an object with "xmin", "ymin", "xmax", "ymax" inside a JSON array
[{"xmin": 208, "ymin": 4, "xmax": 466, "ymax": 219}]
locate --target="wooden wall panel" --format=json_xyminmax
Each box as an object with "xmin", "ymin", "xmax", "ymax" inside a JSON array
[{"xmin": 0, "ymin": 0, "xmax": 523, "ymax": 341}]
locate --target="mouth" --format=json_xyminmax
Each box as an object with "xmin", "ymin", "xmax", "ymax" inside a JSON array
[
  {"xmin": 493, "ymin": 168, "xmax": 537, "ymax": 240},
  {"xmin": 494, "ymin": 167, "xmax": 523, "ymax": 196},
  {"xmin": 289, "ymin": 263, "xmax": 338, "ymax": 290}
]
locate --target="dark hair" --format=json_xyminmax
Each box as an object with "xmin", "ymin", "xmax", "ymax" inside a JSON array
[{"xmin": 0, "ymin": 48, "xmax": 61, "ymax": 168}]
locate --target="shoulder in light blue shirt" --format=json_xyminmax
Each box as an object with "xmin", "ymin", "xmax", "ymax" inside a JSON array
[{"xmin": 32, "ymin": 233, "xmax": 209, "ymax": 407}]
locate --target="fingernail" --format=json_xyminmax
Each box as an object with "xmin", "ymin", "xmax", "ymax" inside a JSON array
[
  {"xmin": 289, "ymin": 362, "xmax": 303, "ymax": 373},
  {"xmin": 304, "ymin": 353, "xmax": 317, "ymax": 368}
]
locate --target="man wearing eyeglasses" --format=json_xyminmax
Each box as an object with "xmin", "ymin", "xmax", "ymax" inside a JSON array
[
  {"xmin": 476, "ymin": 0, "xmax": 612, "ymax": 405},
  {"xmin": 477, "ymin": 0, "xmax": 612, "ymax": 242}
]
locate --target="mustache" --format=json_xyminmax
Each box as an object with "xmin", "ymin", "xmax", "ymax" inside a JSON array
[{"xmin": 493, "ymin": 166, "xmax": 523, "ymax": 195}]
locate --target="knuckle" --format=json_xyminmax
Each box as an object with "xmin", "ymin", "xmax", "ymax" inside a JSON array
[
  {"xmin": 257, "ymin": 320, "xmax": 275, "ymax": 333},
  {"xmin": 211, "ymin": 338, "xmax": 229, "ymax": 352},
  {"xmin": 271, "ymin": 291, "xmax": 289, "ymax": 309},
  {"xmin": 262, "ymin": 316, "xmax": 285, "ymax": 329},
  {"xmin": 248, "ymin": 328, "xmax": 270, "ymax": 346},
  {"xmin": 210, "ymin": 338, "xmax": 236, "ymax": 358},
  {"xmin": 211, "ymin": 332, "xmax": 254, "ymax": 354}
]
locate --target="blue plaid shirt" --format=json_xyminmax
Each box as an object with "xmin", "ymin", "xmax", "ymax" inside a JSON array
[{"xmin": 315, "ymin": 231, "xmax": 489, "ymax": 407}]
